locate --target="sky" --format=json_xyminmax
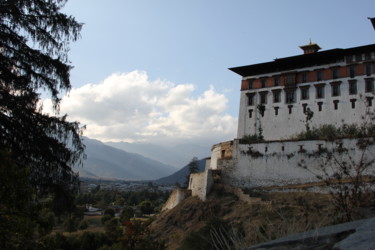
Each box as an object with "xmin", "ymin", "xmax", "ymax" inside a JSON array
[{"xmin": 44, "ymin": 0, "xmax": 375, "ymax": 147}]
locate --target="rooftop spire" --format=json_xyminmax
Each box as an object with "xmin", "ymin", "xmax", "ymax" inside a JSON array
[{"xmin": 299, "ymin": 40, "xmax": 321, "ymax": 54}]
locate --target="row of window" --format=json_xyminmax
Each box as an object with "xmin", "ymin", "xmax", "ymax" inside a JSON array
[
  {"xmin": 246, "ymin": 78, "xmax": 374, "ymax": 105},
  {"xmin": 248, "ymin": 96, "xmax": 374, "ymax": 118},
  {"xmin": 346, "ymin": 52, "xmax": 374, "ymax": 63},
  {"xmin": 246, "ymin": 62, "xmax": 374, "ymax": 90}
]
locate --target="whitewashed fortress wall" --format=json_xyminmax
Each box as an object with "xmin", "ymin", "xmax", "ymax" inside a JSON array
[
  {"xmin": 233, "ymin": 44, "xmax": 375, "ymax": 141},
  {"xmin": 214, "ymin": 138, "xmax": 375, "ymax": 189}
]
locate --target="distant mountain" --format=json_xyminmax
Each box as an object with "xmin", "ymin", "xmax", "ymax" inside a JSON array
[
  {"xmin": 155, "ymin": 158, "xmax": 207, "ymax": 185},
  {"xmin": 105, "ymin": 141, "xmax": 210, "ymax": 168},
  {"xmin": 74, "ymin": 137, "xmax": 177, "ymax": 180}
]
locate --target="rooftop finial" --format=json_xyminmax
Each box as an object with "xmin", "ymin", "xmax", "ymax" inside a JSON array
[{"xmin": 300, "ymin": 40, "xmax": 321, "ymax": 54}]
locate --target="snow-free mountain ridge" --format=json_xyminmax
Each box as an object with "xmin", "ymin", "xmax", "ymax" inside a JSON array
[{"xmin": 74, "ymin": 137, "xmax": 177, "ymax": 180}]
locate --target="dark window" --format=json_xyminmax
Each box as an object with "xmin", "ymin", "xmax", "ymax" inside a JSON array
[
  {"xmin": 350, "ymin": 99, "xmax": 356, "ymax": 109},
  {"xmin": 274, "ymin": 106, "xmax": 279, "ymax": 116},
  {"xmin": 300, "ymin": 87, "xmax": 309, "ymax": 100},
  {"xmin": 260, "ymin": 92, "xmax": 268, "ymax": 104},
  {"xmin": 365, "ymin": 79, "xmax": 374, "ymax": 93},
  {"xmin": 367, "ymin": 97, "xmax": 373, "ymax": 107},
  {"xmin": 349, "ymin": 65, "xmax": 356, "ymax": 78},
  {"xmin": 316, "ymin": 71, "xmax": 323, "ymax": 81},
  {"xmin": 333, "ymin": 100, "xmax": 339, "ymax": 110},
  {"xmin": 259, "ymin": 106, "xmax": 265, "ymax": 117},
  {"xmin": 301, "ymin": 72, "xmax": 308, "ymax": 83},
  {"xmin": 248, "ymin": 79, "xmax": 254, "ymax": 89},
  {"xmin": 221, "ymin": 150, "xmax": 225, "ymax": 159},
  {"xmin": 274, "ymin": 77, "xmax": 280, "ymax": 86},
  {"xmin": 302, "ymin": 103, "xmax": 307, "ymax": 113},
  {"xmin": 332, "ymin": 68, "xmax": 339, "ymax": 79},
  {"xmin": 315, "ymin": 85, "xmax": 325, "ymax": 99},
  {"xmin": 365, "ymin": 63, "xmax": 373, "ymax": 76},
  {"xmin": 365, "ymin": 53, "xmax": 372, "ymax": 60},
  {"xmin": 247, "ymin": 93, "xmax": 255, "ymax": 106},
  {"xmin": 285, "ymin": 74, "xmax": 296, "ymax": 86},
  {"xmin": 261, "ymin": 79, "xmax": 266, "ymax": 88},
  {"xmin": 331, "ymin": 84, "xmax": 340, "ymax": 97},
  {"xmin": 318, "ymin": 102, "xmax": 323, "ymax": 112},
  {"xmin": 355, "ymin": 54, "xmax": 362, "ymax": 61},
  {"xmin": 346, "ymin": 55, "xmax": 353, "ymax": 63},
  {"xmin": 349, "ymin": 80, "xmax": 357, "ymax": 95},
  {"xmin": 273, "ymin": 91, "xmax": 281, "ymax": 103},
  {"xmin": 248, "ymin": 109, "xmax": 253, "ymax": 118},
  {"xmin": 285, "ymin": 90, "xmax": 296, "ymax": 103}
]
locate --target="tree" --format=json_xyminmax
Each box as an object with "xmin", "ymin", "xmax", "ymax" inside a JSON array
[
  {"xmin": 0, "ymin": 151, "xmax": 37, "ymax": 249},
  {"xmin": 0, "ymin": 0, "xmax": 84, "ymax": 212},
  {"xmin": 298, "ymin": 138, "xmax": 375, "ymax": 222},
  {"xmin": 63, "ymin": 215, "xmax": 79, "ymax": 233},
  {"xmin": 188, "ymin": 157, "xmax": 199, "ymax": 174},
  {"xmin": 0, "ymin": 0, "xmax": 84, "ymax": 246},
  {"xmin": 104, "ymin": 217, "xmax": 123, "ymax": 242},
  {"xmin": 137, "ymin": 200, "xmax": 154, "ymax": 215},
  {"xmin": 120, "ymin": 206, "xmax": 134, "ymax": 223}
]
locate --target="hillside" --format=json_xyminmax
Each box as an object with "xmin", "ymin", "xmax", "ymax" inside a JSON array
[
  {"xmin": 74, "ymin": 137, "xmax": 177, "ymax": 180},
  {"xmin": 149, "ymin": 184, "xmax": 375, "ymax": 250}
]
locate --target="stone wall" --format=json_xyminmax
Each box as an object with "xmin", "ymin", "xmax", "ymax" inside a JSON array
[
  {"xmin": 188, "ymin": 169, "xmax": 214, "ymax": 201},
  {"xmin": 218, "ymin": 138, "xmax": 375, "ymax": 189}
]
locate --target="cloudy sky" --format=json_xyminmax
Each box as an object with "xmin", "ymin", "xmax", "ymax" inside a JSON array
[{"xmin": 45, "ymin": 0, "xmax": 375, "ymax": 147}]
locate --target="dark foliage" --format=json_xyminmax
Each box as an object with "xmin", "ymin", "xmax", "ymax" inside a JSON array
[
  {"xmin": 298, "ymin": 138, "xmax": 375, "ymax": 222},
  {"xmin": 0, "ymin": 0, "xmax": 85, "ymax": 248},
  {"xmin": 0, "ymin": 0, "xmax": 85, "ymax": 211}
]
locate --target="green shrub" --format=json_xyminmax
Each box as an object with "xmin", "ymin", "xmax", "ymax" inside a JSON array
[
  {"xmin": 294, "ymin": 123, "xmax": 375, "ymax": 140},
  {"xmin": 242, "ymin": 133, "xmax": 264, "ymax": 144}
]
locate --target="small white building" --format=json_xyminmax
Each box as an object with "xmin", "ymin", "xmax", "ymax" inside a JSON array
[{"xmin": 230, "ymin": 43, "xmax": 375, "ymax": 141}]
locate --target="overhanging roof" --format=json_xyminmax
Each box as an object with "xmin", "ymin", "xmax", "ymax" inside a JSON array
[{"xmin": 229, "ymin": 44, "xmax": 375, "ymax": 77}]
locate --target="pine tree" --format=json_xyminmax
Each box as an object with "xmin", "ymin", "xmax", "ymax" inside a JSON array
[{"xmin": 0, "ymin": 0, "xmax": 84, "ymax": 213}]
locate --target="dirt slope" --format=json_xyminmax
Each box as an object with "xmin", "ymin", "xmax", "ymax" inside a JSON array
[{"xmin": 149, "ymin": 184, "xmax": 349, "ymax": 249}]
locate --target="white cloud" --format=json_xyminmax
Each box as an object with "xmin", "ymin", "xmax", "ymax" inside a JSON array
[{"xmin": 43, "ymin": 71, "xmax": 237, "ymax": 146}]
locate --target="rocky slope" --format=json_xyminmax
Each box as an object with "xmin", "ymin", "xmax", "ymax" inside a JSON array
[{"xmin": 149, "ymin": 184, "xmax": 375, "ymax": 250}]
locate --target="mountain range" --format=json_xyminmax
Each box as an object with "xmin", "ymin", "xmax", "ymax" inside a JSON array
[
  {"xmin": 74, "ymin": 137, "xmax": 178, "ymax": 180},
  {"xmin": 105, "ymin": 141, "xmax": 210, "ymax": 168}
]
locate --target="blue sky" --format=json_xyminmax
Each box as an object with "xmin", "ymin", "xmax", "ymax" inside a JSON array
[{"xmin": 50, "ymin": 0, "xmax": 375, "ymax": 147}]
